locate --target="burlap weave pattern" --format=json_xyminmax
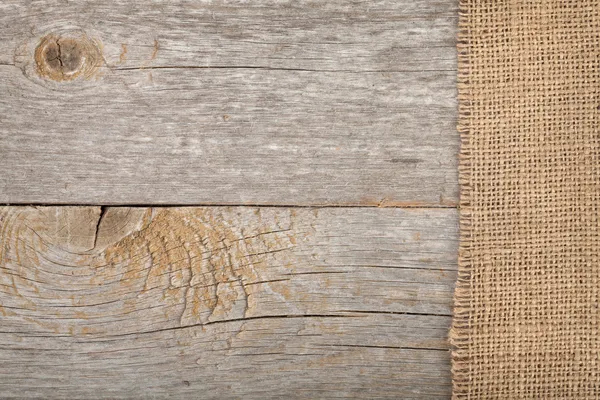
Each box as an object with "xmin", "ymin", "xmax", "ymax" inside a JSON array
[{"xmin": 451, "ymin": 0, "xmax": 600, "ymax": 398}]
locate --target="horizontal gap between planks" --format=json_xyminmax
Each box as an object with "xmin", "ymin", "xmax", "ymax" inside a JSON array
[{"xmin": 1, "ymin": 203, "xmax": 458, "ymax": 209}]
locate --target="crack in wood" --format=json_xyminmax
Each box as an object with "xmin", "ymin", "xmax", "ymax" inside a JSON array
[{"xmin": 92, "ymin": 206, "xmax": 107, "ymax": 249}]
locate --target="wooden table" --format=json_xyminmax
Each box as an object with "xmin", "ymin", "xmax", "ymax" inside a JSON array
[{"xmin": 0, "ymin": 1, "xmax": 458, "ymax": 398}]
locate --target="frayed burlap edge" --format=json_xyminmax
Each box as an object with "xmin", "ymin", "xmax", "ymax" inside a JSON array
[{"xmin": 449, "ymin": 0, "xmax": 472, "ymax": 397}]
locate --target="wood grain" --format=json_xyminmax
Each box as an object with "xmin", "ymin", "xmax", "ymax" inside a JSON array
[
  {"xmin": 0, "ymin": 206, "xmax": 457, "ymax": 399},
  {"xmin": 0, "ymin": 0, "xmax": 458, "ymax": 205}
]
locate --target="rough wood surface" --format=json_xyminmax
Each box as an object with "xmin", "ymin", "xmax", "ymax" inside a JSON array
[
  {"xmin": 0, "ymin": 206, "xmax": 457, "ymax": 398},
  {"xmin": 0, "ymin": 0, "xmax": 457, "ymax": 205}
]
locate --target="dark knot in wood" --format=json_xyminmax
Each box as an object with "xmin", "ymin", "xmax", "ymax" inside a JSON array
[{"xmin": 35, "ymin": 32, "xmax": 102, "ymax": 81}]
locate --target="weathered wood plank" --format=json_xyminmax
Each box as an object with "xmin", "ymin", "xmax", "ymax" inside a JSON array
[
  {"xmin": 0, "ymin": 0, "xmax": 458, "ymax": 205},
  {"xmin": 0, "ymin": 206, "xmax": 457, "ymax": 398}
]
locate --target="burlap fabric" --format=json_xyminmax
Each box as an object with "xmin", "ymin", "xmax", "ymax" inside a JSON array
[{"xmin": 451, "ymin": 1, "xmax": 600, "ymax": 398}]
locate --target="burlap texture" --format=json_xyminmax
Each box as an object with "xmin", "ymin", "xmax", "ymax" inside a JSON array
[{"xmin": 451, "ymin": 0, "xmax": 600, "ymax": 398}]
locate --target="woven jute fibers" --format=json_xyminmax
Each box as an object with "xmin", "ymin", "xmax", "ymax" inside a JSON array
[{"xmin": 451, "ymin": 0, "xmax": 600, "ymax": 398}]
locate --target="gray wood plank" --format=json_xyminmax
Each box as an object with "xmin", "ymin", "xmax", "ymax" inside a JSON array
[
  {"xmin": 0, "ymin": 206, "xmax": 457, "ymax": 399},
  {"xmin": 0, "ymin": 0, "xmax": 458, "ymax": 205}
]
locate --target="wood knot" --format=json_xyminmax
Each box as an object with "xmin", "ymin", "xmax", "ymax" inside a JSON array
[{"xmin": 35, "ymin": 33, "xmax": 102, "ymax": 81}]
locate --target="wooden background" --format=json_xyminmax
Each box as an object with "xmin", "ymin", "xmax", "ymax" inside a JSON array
[{"xmin": 0, "ymin": 0, "xmax": 458, "ymax": 398}]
